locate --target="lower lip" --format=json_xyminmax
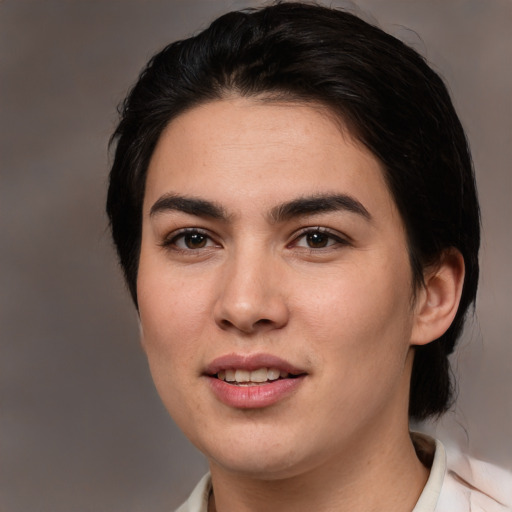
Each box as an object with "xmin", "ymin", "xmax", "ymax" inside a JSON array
[{"xmin": 207, "ymin": 376, "xmax": 305, "ymax": 409}]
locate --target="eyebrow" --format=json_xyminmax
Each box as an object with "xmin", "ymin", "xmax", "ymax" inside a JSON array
[
  {"xmin": 269, "ymin": 194, "xmax": 371, "ymax": 223},
  {"xmin": 149, "ymin": 192, "xmax": 371, "ymax": 223},
  {"xmin": 149, "ymin": 194, "xmax": 228, "ymax": 220}
]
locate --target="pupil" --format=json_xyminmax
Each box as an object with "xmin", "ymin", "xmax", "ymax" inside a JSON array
[
  {"xmin": 186, "ymin": 233, "xmax": 207, "ymax": 248},
  {"xmin": 307, "ymin": 232, "xmax": 328, "ymax": 248}
]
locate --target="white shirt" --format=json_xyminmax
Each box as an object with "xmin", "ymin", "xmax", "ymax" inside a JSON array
[{"xmin": 175, "ymin": 435, "xmax": 511, "ymax": 512}]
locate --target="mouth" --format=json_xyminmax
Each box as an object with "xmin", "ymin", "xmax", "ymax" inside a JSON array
[
  {"xmin": 215, "ymin": 367, "xmax": 301, "ymax": 386},
  {"xmin": 204, "ymin": 353, "xmax": 307, "ymax": 408}
]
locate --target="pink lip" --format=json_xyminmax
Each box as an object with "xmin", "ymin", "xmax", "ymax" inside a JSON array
[
  {"xmin": 204, "ymin": 353, "xmax": 305, "ymax": 375},
  {"xmin": 204, "ymin": 353, "xmax": 307, "ymax": 409}
]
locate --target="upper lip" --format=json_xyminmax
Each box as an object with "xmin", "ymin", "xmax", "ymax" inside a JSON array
[{"xmin": 204, "ymin": 353, "xmax": 306, "ymax": 376}]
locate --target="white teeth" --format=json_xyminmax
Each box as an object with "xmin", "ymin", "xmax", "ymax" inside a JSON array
[
  {"xmin": 267, "ymin": 368, "xmax": 281, "ymax": 381},
  {"xmin": 218, "ymin": 367, "xmax": 290, "ymax": 384},
  {"xmin": 235, "ymin": 369, "xmax": 250, "ymax": 382},
  {"xmin": 250, "ymin": 368, "xmax": 268, "ymax": 382}
]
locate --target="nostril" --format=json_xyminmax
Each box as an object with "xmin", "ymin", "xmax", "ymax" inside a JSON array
[
  {"xmin": 219, "ymin": 318, "xmax": 234, "ymax": 330},
  {"xmin": 218, "ymin": 317, "xmax": 277, "ymax": 333},
  {"xmin": 256, "ymin": 318, "xmax": 272, "ymax": 326}
]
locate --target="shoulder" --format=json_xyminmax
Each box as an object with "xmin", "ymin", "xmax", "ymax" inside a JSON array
[
  {"xmin": 436, "ymin": 445, "xmax": 512, "ymax": 512},
  {"xmin": 412, "ymin": 433, "xmax": 512, "ymax": 512}
]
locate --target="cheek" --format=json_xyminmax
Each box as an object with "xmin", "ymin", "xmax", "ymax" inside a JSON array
[
  {"xmin": 136, "ymin": 274, "xmax": 206, "ymax": 423},
  {"xmin": 303, "ymin": 272, "xmax": 415, "ymax": 428},
  {"xmin": 136, "ymin": 268, "xmax": 225, "ymax": 448},
  {"xmin": 137, "ymin": 268, "xmax": 211, "ymax": 371},
  {"xmin": 298, "ymin": 260, "xmax": 415, "ymax": 369}
]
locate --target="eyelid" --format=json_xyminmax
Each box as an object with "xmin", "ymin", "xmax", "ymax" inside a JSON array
[
  {"xmin": 160, "ymin": 227, "xmax": 220, "ymax": 249},
  {"xmin": 289, "ymin": 226, "xmax": 351, "ymax": 248}
]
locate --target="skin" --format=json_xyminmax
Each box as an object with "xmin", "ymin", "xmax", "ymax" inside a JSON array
[{"xmin": 137, "ymin": 97, "xmax": 464, "ymax": 511}]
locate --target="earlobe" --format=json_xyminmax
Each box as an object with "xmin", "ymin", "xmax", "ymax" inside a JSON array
[{"xmin": 410, "ymin": 248, "xmax": 465, "ymax": 346}]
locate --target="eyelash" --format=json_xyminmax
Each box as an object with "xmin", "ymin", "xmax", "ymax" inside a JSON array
[
  {"xmin": 161, "ymin": 228, "xmax": 219, "ymax": 252},
  {"xmin": 290, "ymin": 227, "xmax": 350, "ymax": 250},
  {"xmin": 161, "ymin": 227, "xmax": 349, "ymax": 252}
]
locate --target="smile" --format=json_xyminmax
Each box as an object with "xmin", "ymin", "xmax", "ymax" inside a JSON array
[
  {"xmin": 217, "ymin": 367, "xmax": 295, "ymax": 385},
  {"xmin": 205, "ymin": 354, "xmax": 307, "ymax": 408}
]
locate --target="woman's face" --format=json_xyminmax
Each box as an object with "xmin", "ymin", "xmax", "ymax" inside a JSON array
[{"xmin": 138, "ymin": 97, "xmax": 420, "ymax": 478}]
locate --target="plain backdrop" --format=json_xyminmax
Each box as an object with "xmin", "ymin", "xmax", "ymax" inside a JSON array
[{"xmin": 1, "ymin": 0, "xmax": 511, "ymax": 510}]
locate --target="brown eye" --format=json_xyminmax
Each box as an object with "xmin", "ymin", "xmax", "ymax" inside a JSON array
[
  {"xmin": 306, "ymin": 231, "xmax": 329, "ymax": 248},
  {"xmin": 165, "ymin": 229, "xmax": 216, "ymax": 250},
  {"xmin": 293, "ymin": 228, "xmax": 348, "ymax": 250},
  {"xmin": 183, "ymin": 232, "xmax": 208, "ymax": 249}
]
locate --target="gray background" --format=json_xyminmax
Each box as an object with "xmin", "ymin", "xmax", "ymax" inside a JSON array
[{"xmin": 1, "ymin": 0, "xmax": 510, "ymax": 510}]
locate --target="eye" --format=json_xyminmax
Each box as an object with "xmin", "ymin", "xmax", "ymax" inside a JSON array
[
  {"xmin": 293, "ymin": 228, "xmax": 347, "ymax": 249},
  {"xmin": 163, "ymin": 229, "xmax": 217, "ymax": 250}
]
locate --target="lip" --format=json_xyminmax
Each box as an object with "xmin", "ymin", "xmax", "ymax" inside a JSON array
[
  {"xmin": 204, "ymin": 353, "xmax": 305, "ymax": 375},
  {"xmin": 204, "ymin": 353, "xmax": 307, "ymax": 409}
]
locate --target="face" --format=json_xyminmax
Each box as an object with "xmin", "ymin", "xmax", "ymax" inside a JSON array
[{"xmin": 138, "ymin": 97, "xmax": 419, "ymax": 479}]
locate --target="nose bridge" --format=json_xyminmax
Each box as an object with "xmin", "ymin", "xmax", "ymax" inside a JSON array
[{"xmin": 214, "ymin": 240, "xmax": 288, "ymax": 333}]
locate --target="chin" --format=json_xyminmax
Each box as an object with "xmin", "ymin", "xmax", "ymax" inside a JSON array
[
  {"xmin": 211, "ymin": 452, "xmax": 308, "ymax": 480},
  {"xmin": 198, "ymin": 428, "xmax": 320, "ymax": 480}
]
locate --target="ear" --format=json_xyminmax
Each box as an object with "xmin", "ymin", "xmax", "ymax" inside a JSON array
[{"xmin": 410, "ymin": 248, "xmax": 465, "ymax": 346}]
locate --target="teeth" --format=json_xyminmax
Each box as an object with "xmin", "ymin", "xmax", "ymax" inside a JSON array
[
  {"xmin": 268, "ymin": 368, "xmax": 281, "ymax": 380},
  {"xmin": 218, "ymin": 367, "xmax": 290, "ymax": 383},
  {"xmin": 235, "ymin": 369, "xmax": 250, "ymax": 382},
  {"xmin": 250, "ymin": 368, "xmax": 268, "ymax": 382}
]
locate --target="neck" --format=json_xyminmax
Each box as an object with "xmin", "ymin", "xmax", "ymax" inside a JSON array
[{"xmin": 208, "ymin": 426, "xmax": 429, "ymax": 512}]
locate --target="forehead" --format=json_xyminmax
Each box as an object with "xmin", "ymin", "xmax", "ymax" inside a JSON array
[{"xmin": 144, "ymin": 97, "xmax": 397, "ymax": 221}]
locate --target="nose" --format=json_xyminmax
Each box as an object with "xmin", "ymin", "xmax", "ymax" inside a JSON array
[{"xmin": 213, "ymin": 251, "xmax": 289, "ymax": 335}]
